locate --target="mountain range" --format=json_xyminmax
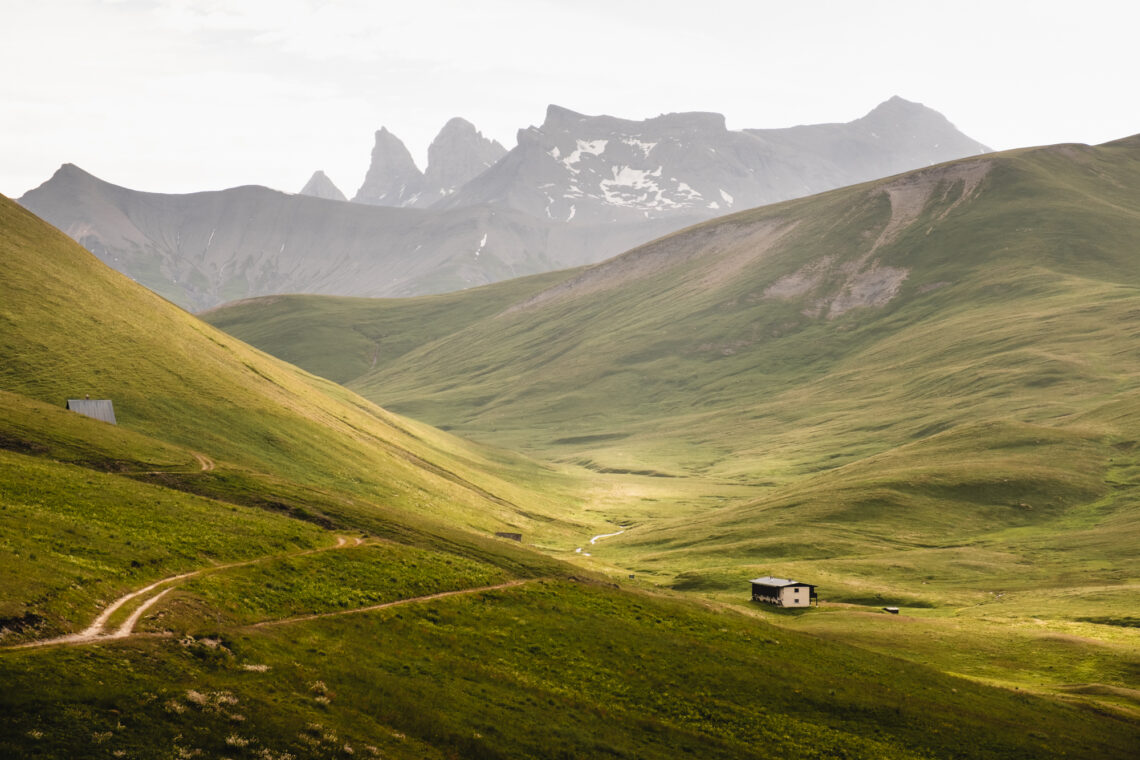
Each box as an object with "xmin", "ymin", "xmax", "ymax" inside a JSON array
[
  {"xmin": 435, "ymin": 96, "xmax": 989, "ymax": 225},
  {"xmin": 18, "ymin": 97, "xmax": 989, "ymax": 311}
]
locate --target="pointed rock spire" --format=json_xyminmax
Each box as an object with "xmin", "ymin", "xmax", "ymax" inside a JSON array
[
  {"xmin": 352, "ymin": 127, "xmax": 425, "ymax": 206},
  {"xmin": 420, "ymin": 117, "xmax": 507, "ymax": 203},
  {"xmin": 299, "ymin": 170, "xmax": 347, "ymax": 201}
]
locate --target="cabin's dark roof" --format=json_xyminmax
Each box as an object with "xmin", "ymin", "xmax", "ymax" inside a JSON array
[
  {"xmin": 749, "ymin": 576, "xmax": 814, "ymax": 587},
  {"xmin": 66, "ymin": 399, "xmax": 117, "ymax": 425}
]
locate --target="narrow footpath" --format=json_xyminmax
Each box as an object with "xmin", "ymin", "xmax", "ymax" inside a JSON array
[{"xmin": 247, "ymin": 579, "xmax": 532, "ymax": 629}]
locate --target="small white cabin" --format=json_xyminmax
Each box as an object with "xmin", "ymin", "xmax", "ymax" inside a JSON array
[{"xmin": 750, "ymin": 576, "xmax": 817, "ymax": 607}]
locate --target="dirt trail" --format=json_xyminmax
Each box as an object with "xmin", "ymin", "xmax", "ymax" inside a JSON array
[
  {"xmin": 5, "ymin": 535, "xmax": 366, "ymax": 650},
  {"xmin": 248, "ymin": 579, "xmax": 532, "ymax": 629},
  {"xmin": 137, "ymin": 451, "xmax": 216, "ymax": 476}
]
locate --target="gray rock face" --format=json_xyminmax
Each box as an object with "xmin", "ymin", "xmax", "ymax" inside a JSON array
[
  {"xmin": 352, "ymin": 127, "xmax": 425, "ymax": 206},
  {"xmin": 438, "ymin": 97, "xmax": 990, "ymax": 226},
  {"xmin": 299, "ymin": 170, "xmax": 347, "ymax": 201},
  {"xmin": 353, "ymin": 118, "xmax": 507, "ymax": 209},
  {"xmin": 417, "ymin": 117, "xmax": 507, "ymax": 207}
]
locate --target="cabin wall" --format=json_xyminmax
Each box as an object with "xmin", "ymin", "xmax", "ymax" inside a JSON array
[{"xmin": 779, "ymin": 586, "xmax": 811, "ymax": 607}]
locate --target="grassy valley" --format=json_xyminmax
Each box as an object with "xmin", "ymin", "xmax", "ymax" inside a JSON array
[
  {"xmin": 204, "ymin": 138, "xmax": 1140, "ymax": 722},
  {"xmin": 6, "ymin": 191, "xmax": 1132, "ymax": 756}
]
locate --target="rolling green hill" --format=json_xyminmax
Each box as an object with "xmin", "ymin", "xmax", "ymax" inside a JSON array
[
  {"xmin": 209, "ymin": 137, "xmax": 1140, "ymax": 474},
  {"xmin": 9, "ymin": 192, "xmax": 1137, "ymax": 756},
  {"xmin": 204, "ymin": 137, "xmax": 1140, "ymax": 718},
  {"xmin": 0, "ymin": 194, "xmax": 596, "ymax": 543}
]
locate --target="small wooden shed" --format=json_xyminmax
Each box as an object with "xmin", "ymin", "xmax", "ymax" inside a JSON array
[
  {"xmin": 750, "ymin": 576, "xmax": 817, "ymax": 608},
  {"xmin": 66, "ymin": 398, "xmax": 117, "ymax": 425}
]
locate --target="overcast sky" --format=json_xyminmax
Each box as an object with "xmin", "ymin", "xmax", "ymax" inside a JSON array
[{"xmin": 4, "ymin": 0, "xmax": 1138, "ymax": 198}]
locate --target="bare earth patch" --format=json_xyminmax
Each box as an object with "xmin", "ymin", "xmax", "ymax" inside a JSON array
[{"xmin": 765, "ymin": 159, "xmax": 992, "ymax": 319}]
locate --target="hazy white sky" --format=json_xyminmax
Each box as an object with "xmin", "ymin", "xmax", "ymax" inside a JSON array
[{"xmin": 4, "ymin": 0, "xmax": 1138, "ymax": 198}]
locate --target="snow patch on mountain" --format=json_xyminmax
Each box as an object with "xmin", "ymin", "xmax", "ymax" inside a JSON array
[
  {"xmin": 600, "ymin": 166, "xmax": 663, "ymax": 207},
  {"xmin": 563, "ymin": 139, "xmax": 609, "ymax": 170}
]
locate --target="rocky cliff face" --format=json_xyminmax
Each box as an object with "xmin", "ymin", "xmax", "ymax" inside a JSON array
[
  {"xmin": 351, "ymin": 118, "xmax": 506, "ymax": 208},
  {"xmin": 352, "ymin": 127, "xmax": 425, "ymax": 206},
  {"xmin": 416, "ymin": 117, "xmax": 507, "ymax": 207},
  {"xmin": 299, "ymin": 170, "xmax": 347, "ymax": 201}
]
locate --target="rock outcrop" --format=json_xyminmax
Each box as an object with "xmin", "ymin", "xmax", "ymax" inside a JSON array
[{"xmin": 352, "ymin": 127, "xmax": 425, "ymax": 206}]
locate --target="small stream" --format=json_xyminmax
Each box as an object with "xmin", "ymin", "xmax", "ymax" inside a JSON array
[{"xmin": 575, "ymin": 528, "xmax": 627, "ymax": 556}]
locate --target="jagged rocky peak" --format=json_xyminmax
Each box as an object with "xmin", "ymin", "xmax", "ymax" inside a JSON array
[
  {"xmin": 352, "ymin": 127, "xmax": 424, "ymax": 207},
  {"xmin": 351, "ymin": 119, "xmax": 506, "ymax": 209},
  {"xmin": 422, "ymin": 117, "xmax": 506, "ymax": 198},
  {"xmin": 299, "ymin": 170, "xmax": 347, "ymax": 202}
]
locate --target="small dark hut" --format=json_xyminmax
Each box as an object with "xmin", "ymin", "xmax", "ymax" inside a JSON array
[
  {"xmin": 66, "ymin": 398, "xmax": 117, "ymax": 425},
  {"xmin": 494, "ymin": 532, "xmax": 523, "ymax": 542}
]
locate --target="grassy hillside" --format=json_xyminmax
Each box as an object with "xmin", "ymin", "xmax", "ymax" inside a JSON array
[
  {"xmin": 0, "ymin": 194, "xmax": 597, "ymax": 543},
  {"xmin": 209, "ymin": 138, "xmax": 1140, "ymax": 471},
  {"xmin": 6, "ymin": 194, "xmax": 1135, "ymax": 756},
  {"xmin": 203, "ymin": 138, "xmax": 1140, "ymax": 715},
  {"xmin": 8, "ymin": 432, "xmax": 1132, "ymax": 758},
  {"xmin": 201, "ymin": 271, "xmax": 569, "ymax": 386}
]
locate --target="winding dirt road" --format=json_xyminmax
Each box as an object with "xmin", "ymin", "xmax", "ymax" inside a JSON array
[{"xmin": 5, "ymin": 534, "xmax": 365, "ymax": 650}]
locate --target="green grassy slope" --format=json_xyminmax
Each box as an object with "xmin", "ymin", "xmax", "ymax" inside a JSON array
[
  {"xmin": 0, "ymin": 195, "xmax": 592, "ymax": 542},
  {"xmin": 5, "ymin": 195, "xmax": 1134, "ymax": 757},
  {"xmin": 203, "ymin": 138, "xmax": 1140, "ymax": 714},
  {"xmin": 201, "ymin": 271, "xmax": 569, "ymax": 386},
  {"xmin": 204, "ymin": 137, "xmax": 1140, "ymax": 509},
  {"xmin": 5, "ymin": 580, "xmax": 1139, "ymax": 759},
  {"xmin": 7, "ymin": 436, "xmax": 1131, "ymax": 757},
  {"xmin": 208, "ymin": 137, "xmax": 1140, "ymax": 473}
]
